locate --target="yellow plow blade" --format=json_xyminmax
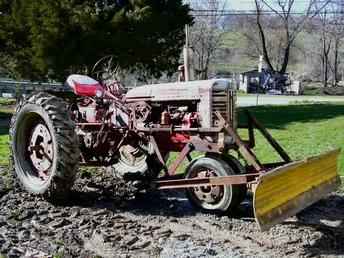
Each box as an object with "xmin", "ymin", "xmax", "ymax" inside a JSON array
[{"xmin": 254, "ymin": 149, "xmax": 341, "ymax": 231}]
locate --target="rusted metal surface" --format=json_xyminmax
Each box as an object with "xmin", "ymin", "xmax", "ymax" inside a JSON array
[
  {"xmin": 28, "ymin": 123, "xmax": 54, "ymax": 181},
  {"xmin": 190, "ymin": 137, "xmax": 221, "ymax": 153},
  {"xmin": 155, "ymin": 174, "xmax": 259, "ymax": 190},
  {"xmin": 224, "ymin": 125, "xmax": 263, "ymax": 171},
  {"xmin": 135, "ymin": 127, "xmax": 222, "ymax": 133},
  {"xmin": 187, "ymin": 169, "xmax": 224, "ymax": 204},
  {"xmin": 167, "ymin": 144, "xmax": 193, "ymax": 176},
  {"xmin": 149, "ymin": 135, "xmax": 167, "ymax": 171}
]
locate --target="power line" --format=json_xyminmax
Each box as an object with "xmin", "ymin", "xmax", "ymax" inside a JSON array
[{"xmin": 191, "ymin": 9, "xmax": 344, "ymax": 16}]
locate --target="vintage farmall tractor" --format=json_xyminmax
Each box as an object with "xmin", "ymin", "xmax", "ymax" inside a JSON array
[{"xmin": 10, "ymin": 73, "xmax": 341, "ymax": 231}]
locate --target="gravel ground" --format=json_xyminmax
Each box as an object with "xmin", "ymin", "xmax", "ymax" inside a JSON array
[{"xmin": 0, "ymin": 166, "xmax": 344, "ymax": 258}]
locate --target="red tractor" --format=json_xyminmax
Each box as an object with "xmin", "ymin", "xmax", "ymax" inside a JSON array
[{"xmin": 10, "ymin": 74, "xmax": 340, "ymax": 231}]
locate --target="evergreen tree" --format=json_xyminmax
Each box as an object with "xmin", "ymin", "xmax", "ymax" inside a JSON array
[{"xmin": 0, "ymin": 0, "xmax": 192, "ymax": 81}]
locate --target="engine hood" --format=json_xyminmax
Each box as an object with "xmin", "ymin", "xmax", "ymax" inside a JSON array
[{"xmin": 125, "ymin": 79, "xmax": 233, "ymax": 102}]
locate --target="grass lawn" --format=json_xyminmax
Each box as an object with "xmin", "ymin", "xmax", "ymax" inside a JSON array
[
  {"xmin": 0, "ymin": 98, "xmax": 16, "ymax": 106},
  {"xmin": 0, "ymin": 131, "xmax": 10, "ymax": 165},
  {"xmin": 237, "ymin": 103, "xmax": 344, "ymax": 175},
  {"xmin": 0, "ymin": 108, "xmax": 12, "ymax": 165},
  {"xmin": 0, "ymin": 102, "xmax": 344, "ymax": 175}
]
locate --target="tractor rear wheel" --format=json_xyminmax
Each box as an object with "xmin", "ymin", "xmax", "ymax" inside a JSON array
[
  {"xmin": 10, "ymin": 92, "xmax": 79, "ymax": 201},
  {"xmin": 185, "ymin": 156, "xmax": 245, "ymax": 214}
]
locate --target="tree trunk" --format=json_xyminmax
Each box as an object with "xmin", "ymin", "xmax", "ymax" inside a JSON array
[
  {"xmin": 322, "ymin": 37, "xmax": 331, "ymax": 88},
  {"xmin": 334, "ymin": 38, "xmax": 339, "ymax": 85},
  {"xmin": 255, "ymin": 0, "xmax": 274, "ymax": 72},
  {"xmin": 256, "ymin": 22, "xmax": 274, "ymax": 71},
  {"xmin": 279, "ymin": 43, "xmax": 290, "ymax": 74},
  {"xmin": 324, "ymin": 62, "xmax": 328, "ymax": 88}
]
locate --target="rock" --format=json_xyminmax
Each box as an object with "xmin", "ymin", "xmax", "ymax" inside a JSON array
[
  {"xmin": 18, "ymin": 209, "xmax": 35, "ymax": 220},
  {"xmin": 38, "ymin": 215, "xmax": 52, "ymax": 224},
  {"xmin": 0, "ymin": 217, "xmax": 7, "ymax": 227},
  {"xmin": 92, "ymin": 209, "xmax": 108, "ymax": 216},
  {"xmin": 80, "ymin": 208, "xmax": 90, "ymax": 215},
  {"xmin": 24, "ymin": 248, "xmax": 49, "ymax": 258},
  {"xmin": 0, "ymin": 241, "xmax": 12, "ymax": 254},
  {"xmin": 17, "ymin": 230, "xmax": 30, "ymax": 241},
  {"xmin": 48, "ymin": 218, "xmax": 71, "ymax": 229},
  {"xmin": 124, "ymin": 236, "xmax": 139, "ymax": 246},
  {"xmin": 20, "ymin": 221, "xmax": 31, "ymax": 230},
  {"xmin": 84, "ymin": 231, "xmax": 115, "ymax": 258},
  {"xmin": 0, "ymin": 177, "xmax": 6, "ymax": 196},
  {"xmin": 174, "ymin": 234, "xmax": 190, "ymax": 241},
  {"xmin": 157, "ymin": 229, "xmax": 173, "ymax": 237},
  {"xmin": 131, "ymin": 240, "xmax": 151, "ymax": 250},
  {"xmin": 205, "ymin": 248, "xmax": 217, "ymax": 256},
  {"xmin": 78, "ymin": 218, "xmax": 89, "ymax": 227},
  {"xmin": 70, "ymin": 208, "xmax": 80, "ymax": 218},
  {"xmin": 36, "ymin": 208, "xmax": 49, "ymax": 216},
  {"xmin": 0, "ymin": 237, "xmax": 6, "ymax": 246},
  {"xmin": 8, "ymin": 247, "xmax": 25, "ymax": 258}
]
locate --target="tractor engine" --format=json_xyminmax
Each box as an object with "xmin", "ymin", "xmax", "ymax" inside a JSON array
[
  {"xmin": 125, "ymin": 79, "xmax": 236, "ymax": 154},
  {"xmin": 125, "ymin": 79, "xmax": 235, "ymax": 128},
  {"xmin": 65, "ymin": 75, "xmax": 235, "ymax": 182}
]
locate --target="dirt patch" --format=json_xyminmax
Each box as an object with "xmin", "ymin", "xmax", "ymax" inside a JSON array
[{"xmin": 0, "ymin": 167, "xmax": 344, "ymax": 257}]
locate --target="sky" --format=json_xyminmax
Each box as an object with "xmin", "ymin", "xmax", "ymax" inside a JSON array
[
  {"xmin": 229, "ymin": 0, "xmax": 309, "ymax": 11},
  {"xmin": 186, "ymin": 0, "xmax": 312, "ymax": 12}
]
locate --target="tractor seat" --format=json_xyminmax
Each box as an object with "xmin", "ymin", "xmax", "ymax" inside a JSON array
[{"xmin": 66, "ymin": 74, "xmax": 104, "ymax": 97}]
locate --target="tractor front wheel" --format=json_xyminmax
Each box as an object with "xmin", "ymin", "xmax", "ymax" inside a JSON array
[
  {"xmin": 185, "ymin": 156, "xmax": 245, "ymax": 214},
  {"xmin": 10, "ymin": 92, "xmax": 80, "ymax": 201}
]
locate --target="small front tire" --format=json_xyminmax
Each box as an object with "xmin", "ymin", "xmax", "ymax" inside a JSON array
[{"xmin": 185, "ymin": 156, "xmax": 245, "ymax": 214}]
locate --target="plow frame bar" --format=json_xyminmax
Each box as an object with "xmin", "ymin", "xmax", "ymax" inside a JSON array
[{"xmin": 152, "ymin": 111, "xmax": 293, "ymax": 190}]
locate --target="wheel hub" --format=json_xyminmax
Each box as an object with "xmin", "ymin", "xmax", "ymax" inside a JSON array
[
  {"xmin": 28, "ymin": 123, "xmax": 53, "ymax": 180},
  {"xmin": 193, "ymin": 170, "xmax": 223, "ymax": 204}
]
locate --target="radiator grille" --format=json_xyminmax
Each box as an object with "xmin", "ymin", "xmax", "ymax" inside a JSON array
[{"xmin": 212, "ymin": 90, "xmax": 235, "ymax": 128}]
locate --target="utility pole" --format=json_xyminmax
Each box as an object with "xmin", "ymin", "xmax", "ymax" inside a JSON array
[
  {"xmin": 183, "ymin": 25, "xmax": 190, "ymax": 81},
  {"xmin": 256, "ymin": 55, "xmax": 264, "ymax": 106},
  {"xmin": 258, "ymin": 55, "xmax": 263, "ymax": 73}
]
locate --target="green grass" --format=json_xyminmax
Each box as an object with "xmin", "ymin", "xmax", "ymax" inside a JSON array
[
  {"xmin": 302, "ymin": 83, "xmax": 324, "ymax": 96},
  {"xmin": 0, "ymin": 108, "xmax": 12, "ymax": 165},
  {"xmin": 237, "ymin": 103, "xmax": 344, "ymax": 175},
  {"xmin": 0, "ymin": 98, "xmax": 16, "ymax": 106},
  {"xmin": 0, "ymin": 132, "xmax": 10, "ymax": 165}
]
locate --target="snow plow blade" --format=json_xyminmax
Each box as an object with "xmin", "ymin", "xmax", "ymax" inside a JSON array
[{"xmin": 254, "ymin": 149, "xmax": 341, "ymax": 231}]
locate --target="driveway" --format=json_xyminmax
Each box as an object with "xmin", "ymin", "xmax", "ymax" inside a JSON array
[{"xmin": 237, "ymin": 95, "xmax": 344, "ymax": 107}]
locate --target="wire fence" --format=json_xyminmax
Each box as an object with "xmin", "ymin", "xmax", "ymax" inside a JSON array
[{"xmin": 0, "ymin": 79, "xmax": 67, "ymax": 98}]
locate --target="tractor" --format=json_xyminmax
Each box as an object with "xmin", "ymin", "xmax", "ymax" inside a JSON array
[{"xmin": 10, "ymin": 74, "xmax": 341, "ymax": 231}]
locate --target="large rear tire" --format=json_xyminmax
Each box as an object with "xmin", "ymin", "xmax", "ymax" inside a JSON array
[
  {"xmin": 9, "ymin": 92, "xmax": 80, "ymax": 201},
  {"xmin": 185, "ymin": 156, "xmax": 245, "ymax": 214}
]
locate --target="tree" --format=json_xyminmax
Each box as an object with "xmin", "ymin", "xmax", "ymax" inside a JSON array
[
  {"xmin": 254, "ymin": 0, "xmax": 331, "ymax": 74},
  {"xmin": 317, "ymin": 9, "xmax": 332, "ymax": 87},
  {"xmin": 235, "ymin": 14, "xmax": 299, "ymax": 70},
  {"xmin": 327, "ymin": 0, "xmax": 344, "ymax": 85},
  {"xmin": 308, "ymin": 0, "xmax": 344, "ymax": 86},
  {"xmin": 187, "ymin": 0, "xmax": 227, "ymax": 80},
  {"xmin": 0, "ymin": 0, "xmax": 192, "ymax": 81}
]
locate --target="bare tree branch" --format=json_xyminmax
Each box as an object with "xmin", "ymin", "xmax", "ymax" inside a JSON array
[
  {"xmin": 189, "ymin": 0, "xmax": 228, "ymax": 79},
  {"xmin": 254, "ymin": 0, "xmax": 332, "ymax": 74}
]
